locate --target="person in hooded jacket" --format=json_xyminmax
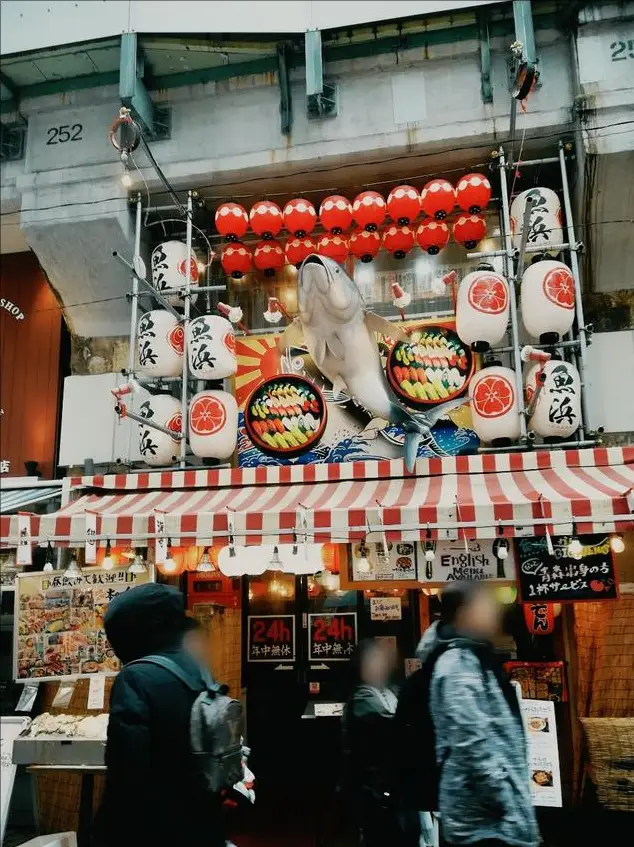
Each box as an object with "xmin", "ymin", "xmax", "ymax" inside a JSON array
[
  {"xmin": 93, "ymin": 583, "xmax": 226, "ymax": 847},
  {"xmin": 417, "ymin": 582, "xmax": 539, "ymax": 847}
]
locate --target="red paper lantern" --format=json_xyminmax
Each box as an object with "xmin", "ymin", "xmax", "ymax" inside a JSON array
[
  {"xmin": 352, "ymin": 191, "xmax": 386, "ymax": 232},
  {"xmin": 221, "ymin": 242, "xmax": 252, "ymax": 279},
  {"xmin": 283, "ymin": 198, "xmax": 317, "ymax": 237},
  {"xmin": 523, "ymin": 602, "xmax": 555, "ymax": 636},
  {"xmin": 420, "ymin": 179, "xmax": 456, "ymax": 220},
  {"xmin": 456, "ymin": 173, "xmax": 492, "ymax": 214},
  {"xmin": 317, "ymin": 234, "xmax": 349, "ymax": 264},
  {"xmin": 387, "ymin": 185, "xmax": 421, "ymax": 225},
  {"xmin": 285, "ymin": 236, "xmax": 317, "ymax": 268},
  {"xmin": 249, "ymin": 200, "xmax": 283, "ymax": 239},
  {"xmin": 214, "ymin": 202, "xmax": 248, "ymax": 241},
  {"xmin": 350, "ymin": 230, "xmax": 381, "ymax": 263},
  {"xmin": 453, "ymin": 214, "xmax": 488, "ymax": 249},
  {"xmin": 254, "ymin": 239, "xmax": 285, "ymax": 277},
  {"xmin": 319, "ymin": 195, "xmax": 353, "ymax": 234},
  {"xmin": 416, "ymin": 218, "xmax": 450, "ymax": 255},
  {"xmin": 383, "ymin": 225, "xmax": 415, "ymax": 259}
]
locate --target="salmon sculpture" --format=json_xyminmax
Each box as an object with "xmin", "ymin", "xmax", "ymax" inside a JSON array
[{"xmin": 279, "ymin": 254, "xmax": 467, "ymax": 470}]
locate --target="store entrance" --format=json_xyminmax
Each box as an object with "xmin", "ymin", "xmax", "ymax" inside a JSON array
[{"xmin": 237, "ymin": 572, "xmax": 420, "ymax": 845}]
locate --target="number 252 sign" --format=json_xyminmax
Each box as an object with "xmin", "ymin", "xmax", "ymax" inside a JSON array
[{"xmin": 309, "ymin": 613, "xmax": 357, "ymax": 662}]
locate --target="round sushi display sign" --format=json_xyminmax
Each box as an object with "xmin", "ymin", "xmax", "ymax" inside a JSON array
[
  {"xmin": 387, "ymin": 324, "xmax": 475, "ymax": 409},
  {"xmin": 244, "ymin": 375, "xmax": 328, "ymax": 458}
]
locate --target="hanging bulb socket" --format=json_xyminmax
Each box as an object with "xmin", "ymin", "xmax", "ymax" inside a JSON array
[{"xmin": 102, "ymin": 539, "xmax": 114, "ymax": 571}]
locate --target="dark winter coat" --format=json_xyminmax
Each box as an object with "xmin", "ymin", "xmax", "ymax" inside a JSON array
[
  {"xmin": 93, "ymin": 583, "xmax": 225, "ymax": 847},
  {"xmin": 342, "ymin": 684, "xmax": 399, "ymax": 798},
  {"xmin": 417, "ymin": 622, "xmax": 539, "ymax": 847}
]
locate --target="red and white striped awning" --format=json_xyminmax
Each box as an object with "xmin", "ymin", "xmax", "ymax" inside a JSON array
[{"xmin": 2, "ymin": 448, "xmax": 633, "ymax": 547}]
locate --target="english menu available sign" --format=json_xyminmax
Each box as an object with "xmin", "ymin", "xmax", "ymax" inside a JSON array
[{"xmin": 516, "ymin": 535, "xmax": 618, "ymax": 602}]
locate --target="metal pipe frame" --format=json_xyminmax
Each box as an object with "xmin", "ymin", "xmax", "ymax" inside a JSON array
[
  {"xmin": 480, "ymin": 438, "xmax": 600, "ymax": 454},
  {"xmin": 116, "ymin": 407, "xmax": 184, "ymax": 439},
  {"xmin": 179, "ymin": 191, "xmax": 193, "ymax": 468},
  {"xmin": 467, "ymin": 241, "xmax": 579, "ymax": 261},
  {"xmin": 490, "ymin": 339, "xmax": 580, "ymax": 355},
  {"xmin": 113, "ymin": 251, "xmax": 181, "ymax": 318},
  {"xmin": 510, "ymin": 156, "xmax": 560, "ymax": 167},
  {"xmin": 160, "ymin": 284, "xmax": 226, "ymax": 294},
  {"xmin": 497, "ymin": 146, "xmax": 527, "ymax": 440},
  {"xmin": 515, "ymin": 194, "xmax": 536, "ymax": 283},
  {"xmin": 126, "ymin": 195, "xmax": 142, "ymax": 376}
]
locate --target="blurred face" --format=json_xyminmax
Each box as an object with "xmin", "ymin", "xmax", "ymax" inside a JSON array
[
  {"xmin": 360, "ymin": 643, "xmax": 394, "ymax": 688},
  {"xmin": 183, "ymin": 627, "xmax": 207, "ymax": 664},
  {"xmin": 457, "ymin": 587, "xmax": 501, "ymax": 639}
]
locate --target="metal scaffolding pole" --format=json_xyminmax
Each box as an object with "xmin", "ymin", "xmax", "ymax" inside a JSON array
[
  {"xmin": 126, "ymin": 195, "xmax": 142, "ymax": 377},
  {"xmin": 179, "ymin": 191, "xmax": 194, "ymax": 468}
]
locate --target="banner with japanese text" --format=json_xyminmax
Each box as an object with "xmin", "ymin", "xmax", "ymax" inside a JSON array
[{"xmin": 14, "ymin": 566, "xmax": 150, "ymax": 682}]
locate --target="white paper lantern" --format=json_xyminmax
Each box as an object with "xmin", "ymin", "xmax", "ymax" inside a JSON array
[
  {"xmin": 138, "ymin": 394, "xmax": 181, "ymax": 467},
  {"xmin": 188, "ymin": 390, "xmax": 238, "ymax": 459},
  {"xmin": 188, "ymin": 315, "xmax": 237, "ymax": 380},
  {"xmin": 218, "ymin": 545, "xmax": 267, "ymax": 577},
  {"xmin": 456, "ymin": 266, "xmax": 510, "ymax": 352},
  {"xmin": 150, "ymin": 240, "xmax": 200, "ymax": 307},
  {"xmin": 521, "ymin": 260, "xmax": 575, "ymax": 344},
  {"xmin": 510, "ymin": 188, "xmax": 564, "ymax": 257},
  {"xmin": 510, "ymin": 187, "xmax": 561, "ymax": 231},
  {"xmin": 526, "ymin": 359, "xmax": 581, "ymax": 441},
  {"xmin": 137, "ymin": 310, "xmax": 184, "ymax": 377},
  {"xmin": 469, "ymin": 366, "xmax": 521, "ymax": 445}
]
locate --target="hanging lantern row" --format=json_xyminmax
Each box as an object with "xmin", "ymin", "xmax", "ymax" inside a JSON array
[
  {"xmin": 214, "ymin": 174, "xmax": 492, "ymax": 243},
  {"xmin": 220, "ymin": 215, "xmax": 488, "ymax": 277}
]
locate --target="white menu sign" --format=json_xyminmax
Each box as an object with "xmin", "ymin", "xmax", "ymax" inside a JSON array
[
  {"xmin": 522, "ymin": 699, "xmax": 562, "ymax": 807},
  {"xmin": 350, "ymin": 538, "xmax": 417, "ymax": 581},
  {"xmin": 418, "ymin": 539, "xmax": 517, "ymax": 584},
  {"xmin": 370, "ymin": 596, "xmax": 402, "ymax": 622}
]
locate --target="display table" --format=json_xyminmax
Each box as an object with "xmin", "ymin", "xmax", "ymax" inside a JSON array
[{"xmin": 28, "ymin": 766, "xmax": 105, "ymax": 847}]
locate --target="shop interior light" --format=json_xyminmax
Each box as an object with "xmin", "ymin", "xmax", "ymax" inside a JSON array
[
  {"xmin": 424, "ymin": 528, "xmax": 436, "ymax": 563},
  {"xmin": 610, "ymin": 534, "xmax": 625, "ymax": 554},
  {"xmin": 493, "ymin": 538, "xmax": 509, "ymax": 560},
  {"xmin": 102, "ymin": 539, "xmax": 114, "ymax": 571},
  {"xmin": 128, "ymin": 549, "xmax": 147, "ymax": 574},
  {"xmin": 160, "ymin": 539, "xmax": 179, "ymax": 575},
  {"xmin": 196, "ymin": 548, "xmax": 214, "ymax": 573},
  {"xmin": 567, "ymin": 527, "xmax": 583, "ymax": 558},
  {"xmin": 496, "ymin": 585, "xmax": 518, "ymax": 605},
  {"xmin": 197, "ymin": 261, "xmax": 206, "ymax": 275},
  {"xmin": 268, "ymin": 546, "xmax": 283, "ymax": 570},
  {"xmin": 121, "ymin": 166, "xmax": 133, "ymax": 188},
  {"xmin": 121, "ymin": 548, "xmax": 136, "ymax": 560},
  {"xmin": 43, "ymin": 542, "xmax": 55, "ymax": 573},
  {"xmin": 320, "ymin": 570, "xmax": 340, "ymax": 592},
  {"xmin": 356, "ymin": 540, "xmax": 372, "ymax": 574},
  {"xmin": 65, "ymin": 552, "xmax": 82, "ymax": 577}
]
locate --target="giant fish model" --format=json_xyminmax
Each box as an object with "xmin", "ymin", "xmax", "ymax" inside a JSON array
[{"xmin": 279, "ymin": 254, "xmax": 467, "ymax": 470}]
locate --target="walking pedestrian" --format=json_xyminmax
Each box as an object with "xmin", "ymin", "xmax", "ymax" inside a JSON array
[
  {"xmin": 417, "ymin": 582, "xmax": 539, "ymax": 847},
  {"xmin": 342, "ymin": 638, "xmax": 404, "ymax": 847},
  {"xmin": 93, "ymin": 583, "xmax": 227, "ymax": 847}
]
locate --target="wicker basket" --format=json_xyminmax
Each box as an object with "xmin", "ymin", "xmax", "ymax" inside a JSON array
[{"xmin": 581, "ymin": 718, "xmax": 634, "ymax": 811}]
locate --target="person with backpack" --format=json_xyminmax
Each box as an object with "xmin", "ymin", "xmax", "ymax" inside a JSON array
[
  {"xmin": 341, "ymin": 638, "xmax": 405, "ymax": 847},
  {"xmin": 396, "ymin": 581, "xmax": 539, "ymax": 847},
  {"xmin": 93, "ymin": 583, "xmax": 243, "ymax": 847}
]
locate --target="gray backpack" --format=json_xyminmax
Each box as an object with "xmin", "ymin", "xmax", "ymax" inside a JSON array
[{"xmin": 130, "ymin": 654, "xmax": 244, "ymax": 793}]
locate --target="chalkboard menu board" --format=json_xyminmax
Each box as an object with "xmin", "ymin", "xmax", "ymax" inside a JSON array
[
  {"xmin": 247, "ymin": 615, "xmax": 296, "ymax": 662},
  {"xmin": 515, "ymin": 535, "xmax": 618, "ymax": 603},
  {"xmin": 308, "ymin": 612, "xmax": 357, "ymax": 662}
]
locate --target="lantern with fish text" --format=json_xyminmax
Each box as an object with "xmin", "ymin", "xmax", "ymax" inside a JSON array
[
  {"xmin": 350, "ymin": 230, "xmax": 381, "ymax": 263},
  {"xmin": 416, "ymin": 219, "xmax": 450, "ymax": 255},
  {"xmin": 221, "ymin": 243, "xmax": 252, "ymax": 279},
  {"xmin": 285, "ymin": 237, "xmax": 317, "ymax": 268},
  {"xmin": 215, "ymin": 202, "xmax": 249, "ymax": 242},
  {"xmin": 189, "ymin": 390, "xmax": 238, "ymax": 460},
  {"xmin": 521, "ymin": 260, "xmax": 575, "ymax": 344},
  {"xmin": 151, "ymin": 240, "xmax": 199, "ymax": 307},
  {"xmin": 455, "ymin": 173, "xmax": 492, "ymax": 214},
  {"xmin": 510, "ymin": 188, "xmax": 563, "ymax": 256},
  {"xmin": 138, "ymin": 394, "xmax": 181, "ymax": 467},
  {"xmin": 420, "ymin": 179, "xmax": 455, "ymax": 220},
  {"xmin": 383, "ymin": 226, "xmax": 415, "ymax": 259},
  {"xmin": 318, "ymin": 234, "xmax": 349, "ymax": 264},
  {"xmin": 188, "ymin": 315, "xmax": 236, "ymax": 380},
  {"xmin": 456, "ymin": 266, "xmax": 510, "ymax": 352},
  {"xmin": 283, "ymin": 198, "xmax": 317, "ymax": 237},
  {"xmin": 387, "ymin": 185, "xmax": 420, "ymax": 225},
  {"xmin": 254, "ymin": 240, "xmax": 285, "ymax": 277},
  {"xmin": 523, "ymin": 602, "xmax": 555, "ymax": 636},
  {"xmin": 250, "ymin": 200, "xmax": 283, "ymax": 240},
  {"xmin": 525, "ymin": 359, "xmax": 580, "ymax": 441},
  {"xmin": 469, "ymin": 365, "xmax": 521, "ymax": 446},
  {"xmin": 352, "ymin": 191, "xmax": 386, "ymax": 232},
  {"xmin": 137, "ymin": 310, "xmax": 184, "ymax": 378},
  {"xmin": 453, "ymin": 214, "xmax": 487, "ymax": 249},
  {"xmin": 319, "ymin": 195, "xmax": 353, "ymax": 234}
]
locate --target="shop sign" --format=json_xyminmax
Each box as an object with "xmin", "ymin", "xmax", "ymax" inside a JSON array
[
  {"xmin": 420, "ymin": 538, "xmax": 517, "ymax": 583},
  {"xmin": 504, "ymin": 661, "xmax": 567, "ymax": 703},
  {"xmin": 516, "ymin": 535, "xmax": 618, "ymax": 602},
  {"xmin": 14, "ymin": 566, "xmax": 149, "ymax": 681},
  {"xmin": 308, "ymin": 612, "xmax": 357, "ymax": 662},
  {"xmin": 522, "ymin": 699, "xmax": 562, "ymax": 807},
  {"xmin": 350, "ymin": 540, "xmax": 417, "ymax": 582},
  {"xmin": 0, "ymin": 298, "xmax": 25, "ymax": 321},
  {"xmin": 247, "ymin": 615, "xmax": 295, "ymax": 663},
  {"xmin": 370, "ymin": 596, "xmax": 402, "ymax": 621}
]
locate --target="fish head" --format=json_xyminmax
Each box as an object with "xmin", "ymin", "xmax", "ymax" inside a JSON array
[{"xmin": 298, "ymin": 254, "xmax": 364, "ymax": 324}]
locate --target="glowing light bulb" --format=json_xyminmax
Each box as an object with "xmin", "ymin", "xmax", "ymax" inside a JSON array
[
  {"xmin": 102, "ymin": 540, "xmax": 114, "ymax": 570},
  {"xmin": 424, "ymin": 546, "xmax": 435, "ymax": 563},
  {"xmin": 121, "ymin": 169, "xmax": 133, "ymax": 188},
  {"xmin": 568, "ymin": 537, "xmax": 582, "ymax": 557},
  {"xmin": 610, "ymin": 534, "xmax": 625, "ymax": 554}
]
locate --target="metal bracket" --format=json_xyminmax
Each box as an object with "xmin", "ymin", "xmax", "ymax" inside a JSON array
[
  {"xmin": 478, "ymin": 10, "xmax": 493, "ymax": 105},
  {"xmin": 277, "ymin": 43, "xmax": 292, "ymax": 136},
  {"xmin": 120, "ymin": 32, "xmax": 170, "ymax": 140},
  {"xmin": 305, "ymin": 29, "xmax": 338, "ymax": 120}
]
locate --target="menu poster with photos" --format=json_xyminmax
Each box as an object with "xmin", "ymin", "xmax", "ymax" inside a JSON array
[
  {"xmin": 522, "ymin": 699, "xmax": 562, "ymax": 807},
  {"xmin": 419, "ymin": 538, "xmax": 517, "ymax": 584},
  {"xmin": 350, "ymin": 540, "xmax": 417, "ymax": 582},
  {"xmin": 14, "ymin": 567, "xmax": 150, "ymax": 681}
]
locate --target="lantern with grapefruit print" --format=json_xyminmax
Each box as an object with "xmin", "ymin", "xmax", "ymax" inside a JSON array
[
  {"xmin": 469, "ymin": 366, "xmax": 521, "ymax": 445},
  {"xmin": 188, "ymin": 391, "xmax": 238, "ymax": 459},
  {"xmin": 521, "ymin": 260, "xmax": 575, "ymax": 344},
  {"xmin": 456, "ymin": 265, "xmax": 510, "ymax": 352}
]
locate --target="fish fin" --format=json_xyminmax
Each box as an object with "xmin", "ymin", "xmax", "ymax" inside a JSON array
[
  {"xmin": 313, "ymin": 337, "xmax": 327, "ymax": 368},
  {"xmin": 277, "ymin": 318, "xmax": 304, "ymax": 352},
  {"xmin": 326, "ymin": 332, "xmax": 346, "ymax": 360},
  {"xmin": 365, "ymin": 312, "xmax": 408, "ymax": 342},
  {"xmin": 404, "ymin": 431, "xmax": 423, "ymax": 472},
  {"xmin": 360, "ymin": 417, "xmax": 390, "ymax": 441},
  {"xmin": 424, "ymin": 396, "xmax": 468, "ymax": 426}
]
